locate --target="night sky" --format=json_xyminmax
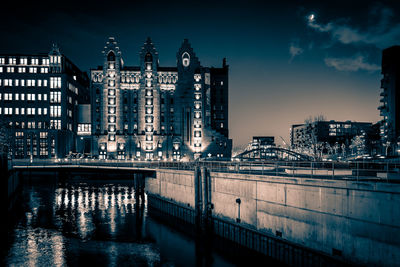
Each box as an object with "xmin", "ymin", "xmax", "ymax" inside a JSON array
[{"xmin": 2, "ymin": 0, "xmax": 400, "ymax": 148}]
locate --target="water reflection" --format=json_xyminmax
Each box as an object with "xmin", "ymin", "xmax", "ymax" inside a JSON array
[{"xmin": 5, "ymin": 177, "xmax": 235, "ymax": 267}]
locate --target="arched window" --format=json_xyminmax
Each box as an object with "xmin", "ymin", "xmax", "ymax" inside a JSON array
[
  {"xmin": 145, "ymin": 53, "xmax": 153, "ymax": 62},
  {"xmin": 107, "ymin": 51, "xmax": 115, "ymax": 61}
]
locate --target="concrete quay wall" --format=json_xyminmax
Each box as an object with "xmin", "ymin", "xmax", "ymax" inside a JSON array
[{"xmin": 145, "ymin": 169, "xmax": 400, "ymax": 266}]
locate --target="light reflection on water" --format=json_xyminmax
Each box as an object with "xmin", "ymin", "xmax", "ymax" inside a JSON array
[{"xmin": 5, "ymin": 177, "xmax": 234, "ymax": 267}]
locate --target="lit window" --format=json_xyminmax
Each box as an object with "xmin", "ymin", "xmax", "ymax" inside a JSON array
[
  {"xmin": 21, "ymin": 108, "xmax": 25, "ymax": 115},
  {"xmin": 50, "ymin": 91, "xmax": 61, "ymax": 103},
  {"xmin": 50, "ymin": 77, "xmax": 61, "ymax": 88},
  {"xmin": 50, "ymin": 105, "xmax": 61, "ymax": 117},
  {"xmin": 15, "ymin": 93, "xmax": 19, "ymax": 100},
  {"xmin": 9, "ymin": 58, "xmax": 16, "ymax": 65},
  {"xmin": 42, "ymin": 58, "xmax": 49, "ymax": 65}
]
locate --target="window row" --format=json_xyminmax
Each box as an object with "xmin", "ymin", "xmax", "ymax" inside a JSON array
[
  {"xmin": 11, "ymin": 121, "xmax": 49, "ymax": 129},
  {"xmin": 0, "ymin": 67, "xmax": 49, "ymax": 73},
  {"xmin": 0, "ymin": 93, "xmax": 48, "ymax": 101},
  {"xmin": 0, "ymin": 79, "xmax": 48, "ymax": 87},
  {"xmin": 0, "ymin": 107, "xmax": 48, "ymax": 115},
  {"xmin": 0, "ymin": 57, "xmax": 49, "ymax": 66}
]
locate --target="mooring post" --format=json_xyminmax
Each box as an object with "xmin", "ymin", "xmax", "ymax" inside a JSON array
[
  {"xmin": 201, "ymin": 166, "xmax": 208, "ymax": 224},
  {"xmin": 194, "ymin": 166, "xmax": 202, "ymax": 226}
]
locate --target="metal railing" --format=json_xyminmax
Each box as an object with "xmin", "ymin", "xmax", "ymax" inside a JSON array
[{"xmin": 10, "ymin": 158, "xmax": 400, "ymax": 181}]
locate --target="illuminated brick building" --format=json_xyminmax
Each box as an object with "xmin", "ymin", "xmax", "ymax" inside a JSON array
[{"xmin": 90, "ymin": 37, "xmax": 232, "ymax": 160}]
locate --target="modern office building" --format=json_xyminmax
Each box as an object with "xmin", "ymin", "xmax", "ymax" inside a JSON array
[
  {"xmin": 90, "ymin": 37, "xmax": 232, "ymax": 160},
  {"xmin": 291, "ymin": 120, "xmax": 372, "ymax": 149},
  {"xmin": 379, "ymin": 45, "xmax": 400, "ymax": 156},
  {"xmin": 0, "ymin": 45, "xmax": 89, "ymax": 159}
]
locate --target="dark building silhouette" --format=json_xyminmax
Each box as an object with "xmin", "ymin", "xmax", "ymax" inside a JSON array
[
  {"xmin": 90, "ymin": 37, "xmax": 232, "ymax": 160},
  {"xmin": 379, "ymin": 45, "xmax": 400, "ymax": 156},
  {"xmin": 0, "ymin": 45, "xmax": 89, "ymax": 159}
]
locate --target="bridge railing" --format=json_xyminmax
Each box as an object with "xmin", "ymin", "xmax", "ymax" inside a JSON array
[{"xmin": 10, "ymin": 158, "xmax": 400, "ymax": 181}]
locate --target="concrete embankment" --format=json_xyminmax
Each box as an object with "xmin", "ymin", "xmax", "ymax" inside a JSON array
[{"xmin": 146, "ymin": 169, "xmax": 400, "ymax": 266}]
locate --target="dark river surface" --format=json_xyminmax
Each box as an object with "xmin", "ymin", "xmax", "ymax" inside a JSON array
[{"xmin": 4, "ymin": 174, "xmax": 269, "ymax": 267}]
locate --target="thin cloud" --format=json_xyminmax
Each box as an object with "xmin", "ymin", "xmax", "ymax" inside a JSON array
[
  {"xmin": 324, "ymin": 55, "xmax": 380, "ymax": 72},
  {"xmin": 307, "ymin": 6, "xmax": 400, "ymax": 48},
  {"xmin": 289, "ymin": 42, "xmax": 303, "ymax": 62}
]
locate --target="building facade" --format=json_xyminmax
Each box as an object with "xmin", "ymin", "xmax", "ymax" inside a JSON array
[
  {"xmin": 0, "ymin": 45, "xmax": 89, "ymax": 159},
  {"xmin": 291, "ymin": 120, "xmax": 372, "ymax": 148},
  {"xmin": 90, "ymin": 37, "xmax": 232, "ymax": 160},
  {"xmin": 379, "ymin": 45, "xmax": 400, "ymax": 156}
]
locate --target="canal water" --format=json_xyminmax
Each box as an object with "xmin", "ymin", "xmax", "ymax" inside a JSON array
[{"xmin": 4, "ymin": 174, "xmax": 269, "ymax": 266}]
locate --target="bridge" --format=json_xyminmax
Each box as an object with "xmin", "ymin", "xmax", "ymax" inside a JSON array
[
  {"xmin": 10, "ymin": 158, "xmax": 400, "ymax": 181},
  {"xmin": 233, "ymin": 146, "xmax": 314, "ymax": 161}
]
